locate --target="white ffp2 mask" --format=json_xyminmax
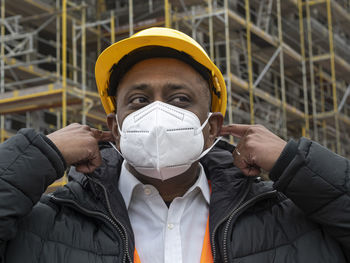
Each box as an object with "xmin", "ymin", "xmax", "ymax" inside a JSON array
[{"xmin": 109, "ymin": 101, "xmax": 221, "ymax": 181}]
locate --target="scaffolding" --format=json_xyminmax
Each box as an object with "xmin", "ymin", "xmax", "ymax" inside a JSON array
[{"xmin": 1, "ymin": 0, "xmax": 350, "ymax": 161}]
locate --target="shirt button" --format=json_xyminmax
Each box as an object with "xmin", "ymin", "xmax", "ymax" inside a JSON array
[
  {"xmin": 144, "ymin": 187, "xmax": 152, "ymax": 195},
  {"xmin": 167, "ymin": 223, "xmax": 174, "ymax": 230}
]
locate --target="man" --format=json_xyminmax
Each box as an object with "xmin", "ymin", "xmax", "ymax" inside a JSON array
[{"xmin": 0, "ymin": 27, "xmax": 349, "ymax": 263}]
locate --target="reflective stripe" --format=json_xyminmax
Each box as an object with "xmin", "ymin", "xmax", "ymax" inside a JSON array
[
  {"xmin": 200, "ymin": 216, "xmax": 213, "ymax": 263},
  {"xmin": 134, "ymin": 249, "xmax": 141, "ymax": 263}
]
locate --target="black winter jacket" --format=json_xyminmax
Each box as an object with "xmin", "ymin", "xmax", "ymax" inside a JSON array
[{"xmin": 0, "ymin": 128, "xmax": 349, "ymax": 263}]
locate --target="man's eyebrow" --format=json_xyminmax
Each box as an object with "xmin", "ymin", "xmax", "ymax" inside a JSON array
[
  {"xmin": 128, "ymin": 83, "xmax": 150, "ymax": 91},
  {"xmin": 163, "ymin": 83, "xmax": 192, "ymax": 91}
]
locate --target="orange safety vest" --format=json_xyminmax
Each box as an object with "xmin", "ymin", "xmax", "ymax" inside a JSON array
[{"xmin": 133, "ymin": 216, "xmax": 213, "ymax": 263}]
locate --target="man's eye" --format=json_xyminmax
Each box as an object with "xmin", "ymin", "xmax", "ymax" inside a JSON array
[
  {"xmin": 171, "ymin": 96, "xmax": 190, "ymax": 103},
  {"xmin": 130, "ymin": 97, "xmax": 148, "ymax": 104}
]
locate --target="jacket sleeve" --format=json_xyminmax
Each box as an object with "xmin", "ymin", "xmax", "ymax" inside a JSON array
[
  {"xmin": 270, "ymin": 138, "xmax": 350, "ymax": 258},
  {"xmin": 0, "ymin": 128, "xmax": 66, "ymax": 257}
]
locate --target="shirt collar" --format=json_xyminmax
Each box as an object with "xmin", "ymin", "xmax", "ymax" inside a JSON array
[
  {"xmin": 118, "ymin": 161, "xmax": 142, "ymax": 209},
  {"xmin": 118, "ymin": 161, "xmax": 210, "ymax": 208},
  {"xmin": 184, "ymin": 163, "xmax": 210, "ymax": 204}
]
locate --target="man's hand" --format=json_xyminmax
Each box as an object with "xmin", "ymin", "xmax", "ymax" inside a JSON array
[
  {"xmin": 47, "ymin": 123, "xmax": 114, "ymax": 173},
  {"xmin": 220, "ymin": 124, "xmax": 287, "ymax": 176}
]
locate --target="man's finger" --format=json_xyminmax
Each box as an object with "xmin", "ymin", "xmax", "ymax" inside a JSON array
[
  {"xmin": 91, "ymin": 128, "xmax": 114, "ymax": 142},
  {"xmin": 241, "ymin": 166, "xmax": 261, "ymax": 177},
  {"xmin": 89, "ymin": 150, "xmax": 102, "ymax": 171},
  {"xmin": 99, "ymin": 131, "xmax": 114, "ymax": 142},
  {"xmin": 220, "ymin": 124, "xmax": 252, "ymax": 138},
  {"xmin": 75, "ymin": 163, "xmax": 91, "ymax": 174}
]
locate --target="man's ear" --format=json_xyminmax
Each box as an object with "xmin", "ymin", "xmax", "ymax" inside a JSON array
[
  {"xmin": 107, "ymin": 113, "xmax": 121, "ymax": 149},
  {"xmin": 205, "ymin": 112, "xmax": 223, "ymax": 149}
]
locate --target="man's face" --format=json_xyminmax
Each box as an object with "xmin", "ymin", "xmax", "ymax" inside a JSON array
[{"xmin": 107, "ymin": 57, "xmax": 222, "ymax": 151}]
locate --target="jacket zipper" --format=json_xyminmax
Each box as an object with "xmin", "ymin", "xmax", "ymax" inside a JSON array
[
  {"xmin": 49, "ymin": 195, "xmax": 131, "ymax": 262},
  {"xmin": 49, "ymin": 178, "xmax": 133, "ymax": 263},
  {"xmin": 222, "ymin": 190, "xmax": 277, "ymax": 263},
  {"xmin": 87, "ymin": 177, "xmax": 132, "ymax": 263},
  {"xmin": 210, "ymin": 182, "xmax": 252, "ymax": 263}
]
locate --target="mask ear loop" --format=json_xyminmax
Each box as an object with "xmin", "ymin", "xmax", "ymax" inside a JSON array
[
  {"xmin": 109, "ymin": 141, "xmax": 124, "ymax": 158},
  {"xmin": 195, "ymin": 112, "xmax": 213, "ymax": 135},
  {"xmin": 108, "ymin": 114, "xmax": 124, "ymax": 158},
  {"xmin": 196, "ymin": 136, "xmax": 222, "ymax": 160},
  {"xmin": 116, "ymin": 114, "xmax": 123, "ymax": 135},
  {"xmin": 194, "ymin": 112, "xmax": 222, "ymax": 159}
]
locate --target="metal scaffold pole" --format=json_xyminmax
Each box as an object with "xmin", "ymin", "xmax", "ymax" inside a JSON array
[
  {"xmin": 0, "ymin": 0, "xmax": 4, "ymax": 142},
  {"xmin": 56, "ymin": 0, "xmax": 61, "ymax": 80},
  {"xmin": 72, "ymin": 19, "xmax": 77, "ymax": 84},
  {"xmin": 191, "ymin": 7, "xmax": 196, "ymax": 38},
  {"xmin": 297, "ymin": 0, "xmax": 310, "ymax": 138},
  {"xmin": 56, "ymin": 0, "xmax": 61, "ymax": 129},
  {"xmin": 81, "ymin": 3, "xmax": 86, "ymax": 125},
  {"xmin": 319, "ymin": 66, "xmax": 327, "ymax": 146},
  {"xmin": 62, "ymin": 0, "xmax": 67, "ymax": 127},
  {"xmin": 165, "ymin": 0, "xmax": 171, "ymax": 28},
  {"xmin": 277, "ymin": 0, "xmax": 287, "ymax": 139},
  {"xmin": 110, "ymin": 10, "xmax": 115, "ymax": 43},
  {"xmin": 208, "ymin": 0, "xmax": 214, "ymax": 60},
  {"xmin": 305, "ymin": 0, "xmax": 318, "ymax": 141},
  {"xmin": 245, "ymin": 0, "xmax": 254, "ymax": 124},
  {"xmin": 215, "ymin": 43, "xmax": 220, "ymax": 70},
  {"xmin": 326, "ymin": 0, "xmax": 341, "ymax": 153},
  {"xmin": 97, "ymin": 0, "xmax": 104, "ymax": 55},
  {"xmin": 224, "ymin": 0, "xmax": 233, "ymax": 143},
  {"xmin": 129, "ymin": 0, "xmax": 134, "ymax": 36},
  {"xmin": 174, "ymin": 7, "xmax": 179, "ymax": 30}
]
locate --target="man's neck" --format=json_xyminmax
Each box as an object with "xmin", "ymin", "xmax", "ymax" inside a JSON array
[{"xmin": 126, "ymin": 162, "xmax": 200, "ymax": 202}]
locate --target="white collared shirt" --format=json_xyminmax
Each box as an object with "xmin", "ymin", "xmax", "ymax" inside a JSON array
[{"xmin": 118, "ymin": 161, "xmax": 210, "ymax": 263}]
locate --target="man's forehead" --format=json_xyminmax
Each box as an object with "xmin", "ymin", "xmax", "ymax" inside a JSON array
[
  {"xmin": 118, "ymin": 58, "xmax": 207, "ymax": 93},
  {"xmin": 107, "ymin": 46, "xmax": 211, "ymax": 98},
  {"xmin": 122, "ymin": 57, "xmax": 200, "ymax": 77},
  {"xmin": 121, "ymin": 58, "xmax": 207, "ymax": 87}
]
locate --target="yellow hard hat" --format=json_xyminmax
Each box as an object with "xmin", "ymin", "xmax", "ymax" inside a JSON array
[{"xmin": 95, "ymin": 27, "xmax": 227, "ymax": 116}]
